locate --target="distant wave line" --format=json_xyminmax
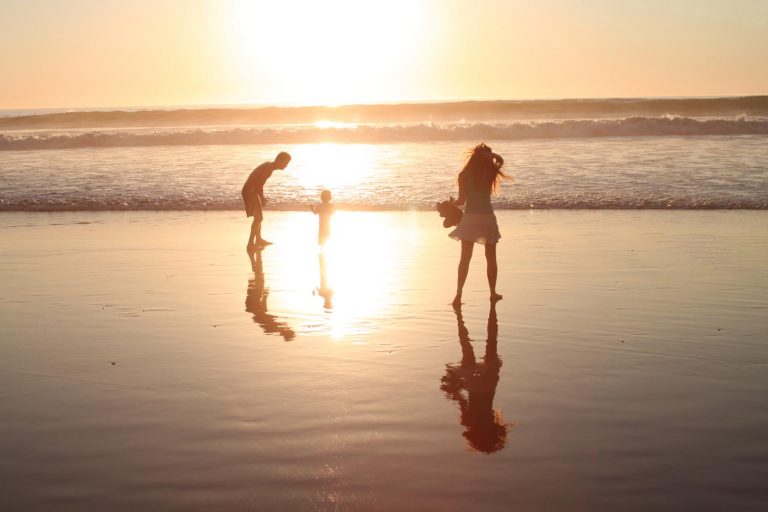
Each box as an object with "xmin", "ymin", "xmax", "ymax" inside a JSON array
[
  {"xmin": 2, "ymin": 116, "xmax": 768, "ymax": 150},
  {"xmin": 1, "ymin": 96, "xmax": 767, "ymax": 130}
]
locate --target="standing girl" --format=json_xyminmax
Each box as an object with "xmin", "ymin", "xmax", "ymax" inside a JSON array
[{"xmin": 448, "ymin": 143, "xmax": 507, "ymax": 306}]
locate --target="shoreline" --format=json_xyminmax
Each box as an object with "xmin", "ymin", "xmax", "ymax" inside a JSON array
[{"xmin": 2, "ymin": 206, "xmax": 768, "ymax": 212}]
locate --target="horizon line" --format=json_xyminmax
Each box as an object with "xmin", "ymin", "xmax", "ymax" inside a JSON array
[{"xmin": 3, "ymin": 94, "xmax": 768, "ymax": 114}]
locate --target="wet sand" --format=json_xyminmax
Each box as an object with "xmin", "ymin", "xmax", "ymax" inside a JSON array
[{"xmin": 1, "ymin": 210, "xmax": 767, "ymax": 511}]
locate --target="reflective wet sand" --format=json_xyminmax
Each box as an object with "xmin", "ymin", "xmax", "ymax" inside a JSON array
[{"xmin": 1, "ymin": 211, "xmax": 766, "ymax": 511}]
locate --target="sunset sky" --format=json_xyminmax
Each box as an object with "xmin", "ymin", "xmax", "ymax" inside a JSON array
[{"xmin": 1, "ymin": 0, "xmax": 767, "ymax": 109}]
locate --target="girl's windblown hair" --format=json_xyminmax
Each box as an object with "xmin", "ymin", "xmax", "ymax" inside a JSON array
[{"xmin": 458, "ymin": 143, "xmax": 509, "ymax": 193}]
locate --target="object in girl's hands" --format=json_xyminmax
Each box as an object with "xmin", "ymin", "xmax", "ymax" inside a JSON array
[{"xmin": 437, "ymin": 198, "xmax": 463, "ymax": 228}]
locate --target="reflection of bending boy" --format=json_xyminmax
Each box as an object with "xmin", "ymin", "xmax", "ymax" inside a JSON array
[
  {"xmin": 245, "ymin": 250, "xmax": 295, "ymax": 341},
  {"xmin": 440, "ymin": 301, "xmax": 509, "ymax": 453}
]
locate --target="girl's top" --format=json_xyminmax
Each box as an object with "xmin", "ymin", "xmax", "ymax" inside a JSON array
[{"xmin": 462, "ymin": 176, "xmax": 493, "ymax": 215}]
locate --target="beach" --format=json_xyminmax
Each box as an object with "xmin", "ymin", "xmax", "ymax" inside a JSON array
[
  {"xmin": 3, "ymin": 0, "xmax": 767, "ymax": 509},
  {"xmin": 1, "ymin": 210, "xmax": 766, "ymax": 511}
]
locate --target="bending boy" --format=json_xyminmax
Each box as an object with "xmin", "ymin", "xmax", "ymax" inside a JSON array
[{"xmin": 242, "ymin": 151, "xmax": 291, "ymax": 251}]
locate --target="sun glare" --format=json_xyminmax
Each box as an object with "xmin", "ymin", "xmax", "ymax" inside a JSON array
[
  {"xmin": 275, "ymin": 212, "xmax": 409, "ymax": 340},
  {"xmin": 290, "ymin": 143, "xmax": 379, "ymax": 191},
  {"xmin": 227, "ymin": 0, "xmax": 424, "ymax": 105},
  {"xmin": 312, "ymin": 120, "xmax": 357, "ymax": 129},
  {"xmin": 322, "ymin": 213, "xmax": 404, "ymax": 338}
]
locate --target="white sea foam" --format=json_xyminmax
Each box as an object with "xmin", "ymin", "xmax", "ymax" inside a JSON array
[{"xmin": 1, "ymin": 137, "xmax": 766, "ymax": 210}]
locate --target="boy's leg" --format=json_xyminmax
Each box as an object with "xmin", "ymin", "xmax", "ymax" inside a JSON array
[
  {"xmin": 255, "ymin": 220, "xmax": 272, "ymax": 246},
  {"xmin": 253, "ymin": 196, "xmax": 271, "ymax": 246},
  {"xmin": 247, "ymin": 218, "xmax": 259, "ymax": 250}
]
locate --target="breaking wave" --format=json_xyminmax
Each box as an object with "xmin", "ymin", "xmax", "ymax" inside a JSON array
[
  {"xmin": 3, "ymin": 96, "xmax": 768, "ymax": 129},
  {"xmin": 3, "ymin": 116, "xmax": 768, "ymax": 150}
]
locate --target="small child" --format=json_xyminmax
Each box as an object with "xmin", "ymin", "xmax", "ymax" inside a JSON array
[{"xmin": 310, "ymin": 189, "xmax": 335, "ymax": 246}]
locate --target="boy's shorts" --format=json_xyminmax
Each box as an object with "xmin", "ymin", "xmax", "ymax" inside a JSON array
[{"xmin": 243, "ymin": 192, "xmax": 263, "ymax": 221}]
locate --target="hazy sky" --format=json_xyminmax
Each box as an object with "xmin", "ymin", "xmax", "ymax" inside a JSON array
[{"xmin": 1, "ymin": 0, "xmax": 767, "ymax": 108}]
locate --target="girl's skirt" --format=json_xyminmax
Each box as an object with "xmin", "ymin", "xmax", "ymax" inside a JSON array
[{"xmin": 448, "ymin": 213, "xmax": 501, "ymax": 245}]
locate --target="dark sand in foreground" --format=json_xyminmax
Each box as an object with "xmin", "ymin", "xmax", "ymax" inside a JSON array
[{"xmin": 1, "ymin": 211, "xmax": 766, "ymax": 511}]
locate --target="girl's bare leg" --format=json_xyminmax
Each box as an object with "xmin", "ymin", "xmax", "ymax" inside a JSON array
[
  {"xmin": 485, "ymin": 243, "xmax": 502, "ymax": 301},
  {"xmin": 453, "ymin": 241, "xmax": 474, "ymax": 306}
]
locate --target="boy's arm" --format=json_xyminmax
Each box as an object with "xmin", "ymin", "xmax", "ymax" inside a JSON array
[
  {"xmin": 258, "ymin": 166, "xmax": 276, "ymax": 205},
  {"xmin": 242, "ymin": 170, "xmax": 255, "ymax": 194},
  {"xmin": 258, "ymin": 188, "xmax": 267, "ymax": 205}
]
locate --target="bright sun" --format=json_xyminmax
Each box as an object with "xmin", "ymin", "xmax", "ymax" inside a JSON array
[{"xmin": 227, "ymin": 0, "xmax": 424, "ymax": 105}]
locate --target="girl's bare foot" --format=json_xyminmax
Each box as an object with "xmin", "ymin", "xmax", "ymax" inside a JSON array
[
  {"xmin": 490, "ymin": 293, "xmax": 503, "ymax": 302},
  {"xmin": 452, "ymin": 294, "xmax": 462, "ymax": 308}
]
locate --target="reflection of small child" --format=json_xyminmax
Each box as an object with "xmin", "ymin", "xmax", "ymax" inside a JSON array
[{"xmin": 310, "ymin": 189, "xmax": 335, "ymax": 245}]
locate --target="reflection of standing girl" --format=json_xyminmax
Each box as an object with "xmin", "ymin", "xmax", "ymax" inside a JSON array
[
  {"xmin": 311, "ymin": 189, "xmax": 335, "ymax": 246},
  {"xmin": 448, "ymin": 143, "xmax": 508, "ymax": 306},
  {"xmin": 441, "ymin": 301, "xmax": 508, "ymax": 453}
]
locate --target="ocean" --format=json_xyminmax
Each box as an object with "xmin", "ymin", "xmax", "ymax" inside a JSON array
[{"xmin": 1, "ymin": 97, "xmax": 767, "ymax": 210}]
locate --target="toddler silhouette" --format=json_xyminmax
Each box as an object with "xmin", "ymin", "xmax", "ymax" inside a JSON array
[{"xmin": 310, "ymin": 189, "xmax": 335, "ymax": 246}]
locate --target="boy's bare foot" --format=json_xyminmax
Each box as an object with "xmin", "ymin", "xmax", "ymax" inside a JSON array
[
  {"xmin": 246, "ymin": 242, "xmax": 256, "ymax": 253},
  {"xmin": 490, "ymin": 293, "xmax": 503, "ymax": 302},
  {"xmin": 256, "ymin": 239, "xmax": 273, "ymax": 247},
  {"xmin": 452, "ymin": 295, "xmax": 462, "ymax": 308}
]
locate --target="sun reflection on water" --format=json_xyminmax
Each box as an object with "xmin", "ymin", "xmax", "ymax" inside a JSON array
[
  {"xmin": 266, "ymin": 211, "xmax": 413, "ymax": 342},
  {"xmin": 317, "ymin": 212, "xmax": 404, "ymax": 340},
  {"xmin": 289, "ymin": 143, "xmax": 379, "ymax": 193}
]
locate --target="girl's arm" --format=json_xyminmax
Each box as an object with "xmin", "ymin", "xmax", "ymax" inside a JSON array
[{"xmin": 452, "ymin": 178, "xmax": 467, "ymax": 206}]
